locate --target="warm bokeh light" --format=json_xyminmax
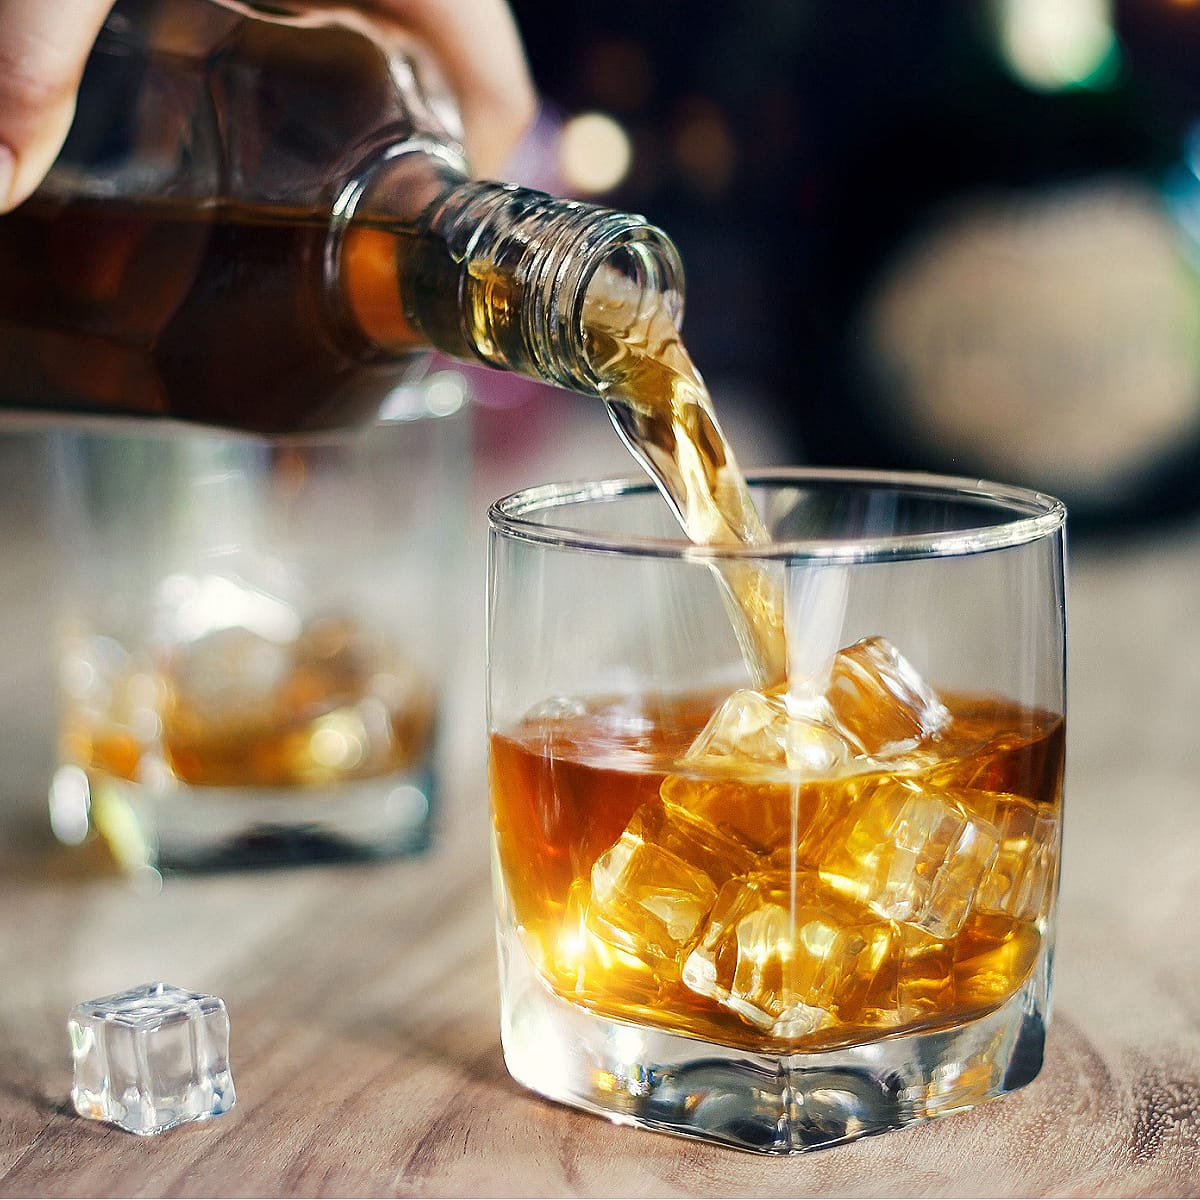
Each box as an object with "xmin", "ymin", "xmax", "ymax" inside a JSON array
[
  {"xmin": 670, "ymin": 96, "xmax": 736, "ymax": 197},
  {"xmin": 558, "ymin": 111, "xmax": 633, "ymax": 195},
  {"xmin": 994, "ymin": 0, "xmax": 1121, "ymax": 91},
  {"xmin": 581, "ymin": 37, "xmax": 654, "ymax": 113}
]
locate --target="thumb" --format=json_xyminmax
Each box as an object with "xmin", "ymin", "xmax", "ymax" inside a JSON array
[{"xmin": 0, "ymin": 0, "xmax": 114, "ymax": 212}]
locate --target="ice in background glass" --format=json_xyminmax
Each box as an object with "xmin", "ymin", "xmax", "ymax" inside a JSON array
[
  {"xmin": 48, "ymin": 374, "xmax": 468, "ymax": 871},
  {"xmin": 487, "ymin": 469, "xmax": 1066, "ymax": 1153}
]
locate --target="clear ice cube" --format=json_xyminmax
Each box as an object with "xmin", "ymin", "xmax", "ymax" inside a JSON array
[
  {"xmin": 819, "ymin": 777, "xmax": 1000, "ymax": 938},
  {"xmin": 826, "ymin": 636, "xmax": 951, "ymax": 758},
  {"xmin": 967, "ymin": 794, "xmax": 1060, "ymax": 922},
  {"xmin": 588, "ymin": 804, "xmax": 751, "ymax": 975},
  {"xmin": 681, "ymin": 686, "xmax": 853, "ymax": 779},
  {"xmin": 670, "ymin": 636, "xmax": 949, "ymax": 796},
  {"xmin": 681, "ymin": 872, "xmax": 900, "ymax": 1036},
  {"xmin": 69, "ymin": 982, "xmax": 235, "ymax": 1135}
]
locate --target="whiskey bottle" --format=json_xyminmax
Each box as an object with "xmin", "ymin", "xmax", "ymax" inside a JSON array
[{"xmin": 0, "ymin": 0, "xmax": 683, "ymax": 435}]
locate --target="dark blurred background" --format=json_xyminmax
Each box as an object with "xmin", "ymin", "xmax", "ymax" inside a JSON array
[{"xmin": 502, "ymin": 0, "xmax": 1200, "ymax": 534}]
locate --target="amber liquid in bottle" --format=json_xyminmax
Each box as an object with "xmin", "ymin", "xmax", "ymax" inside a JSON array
[{"xmin": 0, "ymin": 198, "xmax": 420, "ymax": 435}]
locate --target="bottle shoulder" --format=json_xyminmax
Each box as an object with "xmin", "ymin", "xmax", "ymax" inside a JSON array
[{"xmin": 51, "ymin": 0, "xmax": 467, "ymax": 210}]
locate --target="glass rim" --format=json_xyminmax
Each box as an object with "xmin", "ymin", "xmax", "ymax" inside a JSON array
[{"xmin": 487, "ymin": 467, "xmax": 1067, "ymax": 563}]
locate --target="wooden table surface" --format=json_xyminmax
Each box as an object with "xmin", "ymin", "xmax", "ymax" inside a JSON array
[{"xmin": 1, "ymin": 412, "xmax": 1199, "ymax": 1199}]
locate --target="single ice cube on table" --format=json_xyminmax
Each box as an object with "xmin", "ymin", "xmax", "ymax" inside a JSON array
[{"xmin": 69, "ymin": 982, "xmax": 235, "ymax": 1135}]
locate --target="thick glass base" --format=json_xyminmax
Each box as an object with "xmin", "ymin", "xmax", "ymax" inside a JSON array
[
  {"xmin": 497, "ymin": 928, "xmax": 1050, "ymax": 1154},
  {"xmin": 51, "ymin": 764, "xmax": 435, "ymax": 871}
]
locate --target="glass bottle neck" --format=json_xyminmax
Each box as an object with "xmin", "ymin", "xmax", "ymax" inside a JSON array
[{"xmin": 339, "ymin": 153, "xmax": 686, "ymax": 396}]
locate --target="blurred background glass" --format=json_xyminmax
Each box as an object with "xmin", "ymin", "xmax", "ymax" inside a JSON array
[
  {"xmin": 46, "ymin": 371, "xmax": 469, "ymax": 874},
  {"xmin": 501, "ymin": 0, "xmax": 1200, "ymax": 534}
]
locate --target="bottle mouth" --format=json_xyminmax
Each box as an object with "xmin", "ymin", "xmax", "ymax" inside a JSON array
[
  {"xmin": 405, "ymin": 180, "xmax": 687, "ymax": 393},
  {"xmin": 522, "ymin": 209, "xmax": 686, "ymax": 393}
]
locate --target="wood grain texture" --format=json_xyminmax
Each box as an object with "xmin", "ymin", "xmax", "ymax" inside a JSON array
[{"xmin": 1, "ymin": 426, "xmax": 1199, "ymax": 1197}]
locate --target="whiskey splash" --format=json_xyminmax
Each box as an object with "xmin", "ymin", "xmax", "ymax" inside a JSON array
[{"xmin": 582, "ymin": 268, "xmax": 787, "ymax": 686}]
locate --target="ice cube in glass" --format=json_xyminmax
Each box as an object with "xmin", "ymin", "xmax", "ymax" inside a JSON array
[
  {"xmin": 681, "ymin": 872, "xmax": 900, "ymax": 1037},
  {"xmin": 967, "ymin": 793, "xmax": 1060, "ymax": 922},
  {"xmin": 683, "ymin": 685, "xmax": 853, "ymax": 777},
  {"xmin": 826, "ymin": 636, "xmax": 951, "ymax": 758},
  {"xmin": 588, "ymin": 804, "xmax": 745, "ymax": 975},
  {"xmin": 819, "ymin": 777, "xmax": 1001, "ymax": 938}
]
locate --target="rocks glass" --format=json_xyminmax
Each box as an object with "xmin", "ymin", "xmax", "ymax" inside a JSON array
[
  {"xmin": 49, "ymin": 374, "xmax": 468, "ymax": 870},
  {"xmin": 486, "ymin": 468, "xmax": 1066, "ymax": 1153}
]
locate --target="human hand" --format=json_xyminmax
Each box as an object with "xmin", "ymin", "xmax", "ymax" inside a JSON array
[
  {"xmin": 0, "ymin": 0, "xmax": 536, "ymax": 213},
  {"xmin": 372, "ymin": 0, "xmax": 536, "ymax": 178}
]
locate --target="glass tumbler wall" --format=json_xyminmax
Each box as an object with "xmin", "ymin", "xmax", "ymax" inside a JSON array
[
  {"xmin": 487, "ymin": 469, "xmax": 1066, "ymax": 1153},
  {"xmin": 50, "ymin": 380, "xmax": 467, "ymax": 871}
]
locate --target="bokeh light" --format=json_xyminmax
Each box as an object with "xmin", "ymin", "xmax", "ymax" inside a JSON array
[
  {"xmin": 670, "ymin": 96, "xmax": 736, "ymax": 197},
  {"xmin": 995, "ymin": 0, "xmax": 1121, "ymax": 91},
  {"xmin": 558, "ymin": 112, "xmax": 633, "ymax": 195},
  {"xmin": 581, "ymin": 37, "xmax": 654, "ymax": 113}
]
